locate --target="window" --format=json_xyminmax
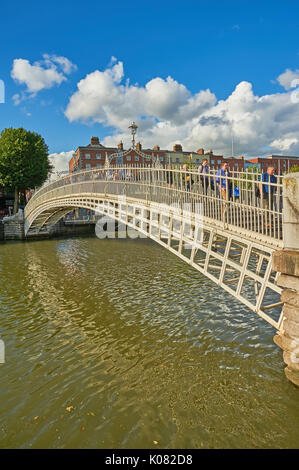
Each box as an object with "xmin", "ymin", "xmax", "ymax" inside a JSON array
[
  {"xmin": 196, "ymin": 159, "xmax": 199, "ymax": 164},
  {"xmin": 85, "ymin": 153, "xmax": 91, "ymax": 159},
  {"xmin": 159, "ymin": 156, "xmax": 163, "ymax": 162},
  {"xmin": 96, "ymin": 153, "xmax": 102, "ymax": 159},
  {"xmin": 127, "ymin": 156, "xmax": 131, "ymax": 161},
  {"xmin": 217, "ymin": 160, "xmax": 221, "ymax": 164},
  {"xmin": 146, "ymin": 156, "xmax": 150, "ymax": 161},
  {"xmin": 211, "ymin": 159, "xmax": 215, "ymax": 164},
  {"xmin": 176, "ymin": 158, "xmax": 179, "ymax": 163},
  {"xmin": 96, "ymin": 163, "xmax": 102, "ymax": 168},
  {"xmin": 135, "ymin": 156, "xmax": 139, "ymax": 161},
  {"xmin": 86, "ymin": 163, "xmax": 91, "ymax": 169}
]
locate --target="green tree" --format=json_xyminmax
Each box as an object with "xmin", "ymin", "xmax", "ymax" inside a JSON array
[
  {"xmin": 0, "ymin": 127, "xmax": 52, "ymax": 213},
  {"xmin": 286, "ymin": 164, "xmax": 299, "ymax": 174}
]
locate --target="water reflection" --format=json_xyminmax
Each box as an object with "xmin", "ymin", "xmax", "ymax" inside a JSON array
[{"xmin": 0, "ymin": 237, "xmax": 298, "ymax": 449}]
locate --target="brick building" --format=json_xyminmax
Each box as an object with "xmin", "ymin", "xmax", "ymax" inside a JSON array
[
  {"xmin": 212, "ymin": 155, "xmax": 245, "ymax": 170},
  {"xmin": 245, "ymin": 155, "xmax": 299, "ymax": 173},
  {"xmin": 68, "ymin": 137, "xmax": 299, "ymax": 174},
  {"xmin": 206, "ymin": 154, "xmax": 299, "ymax": 172},
  {"xmin": 69, "ymin": 137, "xmax": 168, "ymax": 173},
  {"xmin": 68, "ymin": 137, "xmax": 226, "ymax": 172},
  {"xmin": 165, "ymin": 147, "xmax": 224, "ymax": 166}
]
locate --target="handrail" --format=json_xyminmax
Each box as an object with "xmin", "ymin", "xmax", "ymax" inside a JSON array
[{"xmin": 25, "ymin": 166, "xmax": 283, "ymax": 243}]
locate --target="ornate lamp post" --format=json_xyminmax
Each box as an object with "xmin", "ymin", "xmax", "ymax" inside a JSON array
[
  {"xmin": 107, "ymin": 121, "xmax": 156, "ymax": 167},
  {"xmin": 128, "ymin": 121, "xmax": 138, "ymax": 149}
]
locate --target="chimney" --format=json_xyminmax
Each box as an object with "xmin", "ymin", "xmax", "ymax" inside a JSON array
[
  {"xmin": 118, "ymin": 140, "xmax": 124, "ymax": 150},
  {"xmin": 153, "ymin": 145, "xmax": 160, "ymax": 151},
  {"xmin": 136, "ymin": 141, "xmax": 142, "ymax": 151},
  {"xmin": 173, "ymin": 144, "xmax": 183, "ymax": 152},
  {"xmin": 90, "ymin": 136, "xmax": 100, "ymax": 145},
  {"xmin": 197, "ymin": 148, "xmax": 204, "ymax": 155}
]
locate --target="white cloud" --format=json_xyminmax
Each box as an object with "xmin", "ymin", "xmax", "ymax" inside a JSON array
[
  {"xmin": 12, "ymin": 93, "xmax": 22, "ymax": 105},
  {"xmin": 11, "ymin": 58, "xmax": 66, "ymax": 93},
  {"xmin": 42, "ymin": 54, "xmax": 77, "ymax": 75},
  {"xmin": 64, "ymin": 59, "xmax": 299, "ymax": 157},
  {"xmin": 277, "ymin": 68, "xmax": 299, "ymax": 90},
  {"xmin": 270, "ymin": 137, "xmax": 298, "ymax": 151},
  {"xmin": 65, "ymin": 59, "xmax": 216, "ymax": 130},
  {"xmin": 48, "ymin": 150, "xmax": 75, "ymax": 175},
  {"xmin": 11, "ymin": 54, "xmax": 77, "ymax": 100}
]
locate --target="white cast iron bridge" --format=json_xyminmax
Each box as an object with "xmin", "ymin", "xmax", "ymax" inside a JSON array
[{"xmin": 24, "ymin": 165, "xmax": 285, "ymax": 331}]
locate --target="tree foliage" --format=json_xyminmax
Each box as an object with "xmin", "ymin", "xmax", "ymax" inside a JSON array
[
  {"xmin": 0, "ymin": 127, "xmax": 52, "ymax": 192},
  {"xmin": 287, "ymin": 164, "xmax": 299, "ymax": 174}
]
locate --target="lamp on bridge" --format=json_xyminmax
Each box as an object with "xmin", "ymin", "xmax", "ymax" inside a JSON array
[
  {"xmin": 128, "ymin": 121, "xmax": 138, "ymax": 149},
  {"xmin": 104, "ymin": 152, "xmax": 110, "ymax": 169}
]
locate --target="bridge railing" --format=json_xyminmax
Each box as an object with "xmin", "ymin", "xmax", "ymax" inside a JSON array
[{"xmin": 25, "ymin": 166, "xmax": 283, "ymax": 245}]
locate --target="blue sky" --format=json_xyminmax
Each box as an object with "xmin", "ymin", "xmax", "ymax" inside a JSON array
[{"xmin": 1, "ymin": 0, "xmax": 299, "ymax": 169}]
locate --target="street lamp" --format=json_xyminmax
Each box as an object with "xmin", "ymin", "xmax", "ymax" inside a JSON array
[{"xmin": 128, "ymin": 121, "xmax": 138, "ymax": 148}]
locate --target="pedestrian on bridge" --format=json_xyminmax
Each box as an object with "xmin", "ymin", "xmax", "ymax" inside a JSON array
[
  {"xmin": 198, "ymin": 158, "xmax": 210, "ymax": 194},
  {"xmin": 216, "ymin": 162, "xmax": 231, "ymax": 201},
  {"xmin": 182, "ymin": 164, "xmax": 194, "ymax": 191},
  {"xmin": 166, "ymin": 164, "xmax": 174, "ymax": 188},
  {"xmin": 259, "ymin": 166, "xmax": 277, "ymax": 211}
]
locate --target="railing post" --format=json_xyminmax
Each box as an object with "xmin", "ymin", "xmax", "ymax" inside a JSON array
[{"xmin": 272, "ymin": 172, "xmax": 299, "ymax": 387}]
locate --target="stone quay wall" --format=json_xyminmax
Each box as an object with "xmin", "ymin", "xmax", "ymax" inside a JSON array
[
  {"xmin": 273, "ymin": 172, "xmax": 299, "ymax": 386},
  {"xmin": 273, "ymin": 251, "xmax": 299, "ymax": 387},
  {"xmin": 0, "ymin": 216, "xmax": 96, "ymax": 241}
]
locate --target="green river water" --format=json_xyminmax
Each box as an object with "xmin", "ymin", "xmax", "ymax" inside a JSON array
[{"xmin": 0, "ymin": 236, "xmax": 298, "ymax": 448}]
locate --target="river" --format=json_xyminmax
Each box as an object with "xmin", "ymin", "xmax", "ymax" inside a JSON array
[{"xmin": 0, "ymin": 235, "xmax": 298, "ymax": 448}]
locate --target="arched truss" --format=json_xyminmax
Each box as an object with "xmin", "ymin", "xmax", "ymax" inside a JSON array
[
  {"xmin": 25, "ymin": 192, "xmax": 284, "ymax": 332},
  {"xmin": 106, "ymin": 146, "xmax": 163, "ymax": 167}
]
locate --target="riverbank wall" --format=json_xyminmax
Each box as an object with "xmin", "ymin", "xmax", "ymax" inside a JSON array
[
  {"xmin": 0, "ymin": 217, "xmax": 96, "ymax": 242},
  {"xmin": 2, "ymin": 215, "xmax": 25, "ymax": 240},
  {"xmin": 273, "ymin": 251, "xmax": 299, "ymax": 387},
  {"xmin": 49, "ymin": 220, "xmax": 96, "ymax": 238},
  {"xmin": 272, "ymin": 172, "xmax": 299, "ymax": 387}
]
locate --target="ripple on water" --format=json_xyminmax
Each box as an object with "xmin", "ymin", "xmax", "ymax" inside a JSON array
[{"xmin": 0, "ymin": 237, "xmax": 299, "ymax": 449}]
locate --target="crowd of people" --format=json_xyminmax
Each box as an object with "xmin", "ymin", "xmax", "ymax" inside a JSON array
[{"xmin": 177, "ymin": 160, "xmax": 278, "ymax": 210}]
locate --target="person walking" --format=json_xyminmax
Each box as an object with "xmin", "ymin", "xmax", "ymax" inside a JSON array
[
  {"xmin": 198, "ymin": 158, "xmax": 210, "ymax": 193},
  {"xmin": 259, "ymin": 166, "xmax": 277, "ymax": 210},
  {"xmin": 216, "ymin": 162, "xmax": 231, "ymax": 200},
  {"xmin": 216, "ymin": 162, "xmax": 231, "ymax": 219},
  {"xmin": 182, "ymin": 164, "xmax": 194, "ymax": 191}
]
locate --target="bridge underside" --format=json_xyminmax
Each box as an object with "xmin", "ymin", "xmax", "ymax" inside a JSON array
[{"xmin": 24, "ymin": 192, "xmax": 283, "ymax": 331}]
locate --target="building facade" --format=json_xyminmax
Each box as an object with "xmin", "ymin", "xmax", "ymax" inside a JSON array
[
  {"xmin": 68, "ymin": 138, "xmax": 227, "ymax": 172},
  {"xmin": 69, "ymin": 137, "xmax": 169, "ymax": 173},
  {"xmin": 245, "ymin": 155, "xmax": 299, "ymax": 173},
  {"xmin": 68, "ymin": 137, "xmax": 299, "ymax": 174}
]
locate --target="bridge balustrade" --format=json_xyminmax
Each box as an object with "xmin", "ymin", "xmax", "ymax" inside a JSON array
[{"xmin": 25, "ymin": 166, "xmax": 283, "ymax": 247}]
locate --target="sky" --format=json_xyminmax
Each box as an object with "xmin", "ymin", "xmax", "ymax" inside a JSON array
[{"xmin": 1, "ymin": 0, "xmax": 299, "ymax": 172}]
